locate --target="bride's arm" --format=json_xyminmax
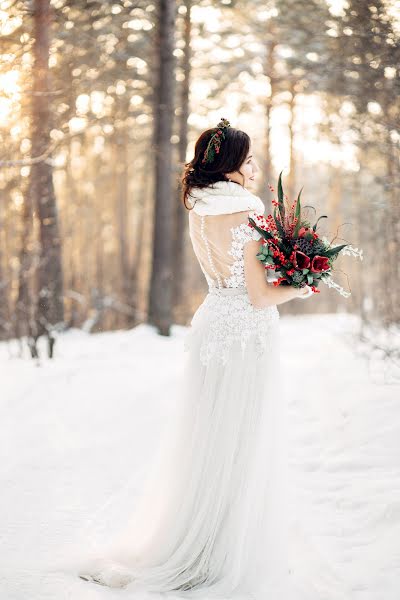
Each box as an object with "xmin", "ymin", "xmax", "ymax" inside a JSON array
[{"xmin": 244, "ymin": 239, "xmax": 311, "ymax": 308}]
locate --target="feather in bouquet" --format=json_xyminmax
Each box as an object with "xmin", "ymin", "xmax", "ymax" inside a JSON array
[{"xmin": 248, "ymin": 171, "xmax": 363, "ymax": 297}]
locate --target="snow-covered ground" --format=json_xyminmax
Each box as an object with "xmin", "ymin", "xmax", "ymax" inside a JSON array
[{"xmin": 1, "ymin": 314, "xmax": 399, "ymax": 599}]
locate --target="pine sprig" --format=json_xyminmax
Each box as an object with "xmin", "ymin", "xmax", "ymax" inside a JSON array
[{"xmin": 202, "ymin": 117, "xmax": 231, "ymax": 164}]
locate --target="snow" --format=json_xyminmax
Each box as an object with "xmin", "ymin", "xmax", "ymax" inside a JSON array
[{"xmin": 0, "ymin": 314, "xmax": 399, "ymax": 599}]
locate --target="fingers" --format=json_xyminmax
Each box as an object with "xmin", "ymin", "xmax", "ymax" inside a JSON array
[{"xmin": 299, "ymin": 285, "xmax": 313, "ymax": 299}]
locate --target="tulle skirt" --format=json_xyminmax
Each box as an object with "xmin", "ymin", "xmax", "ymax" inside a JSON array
[{"xmin": 72, "ymin": 287, "xmax": 291, "ymax": 599}]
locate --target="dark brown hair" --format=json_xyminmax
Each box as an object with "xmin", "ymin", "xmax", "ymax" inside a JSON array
[{"xmin": 181, "ymin": 126, "xmax": 251, "ymax": 210}]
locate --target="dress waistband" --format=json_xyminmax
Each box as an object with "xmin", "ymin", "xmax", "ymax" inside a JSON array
[{"xmin": 208, "ymin": 286, "xmax": 248, "ymax": 296}]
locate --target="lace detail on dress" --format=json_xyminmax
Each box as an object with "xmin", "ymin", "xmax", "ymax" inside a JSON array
[
  {"xmin": 184, "ymin": 289, "xmax": 279, "ymax": 367},
  {"xmin": 224, "ymin": 216, "xmax": 263, "ymax": 289}
]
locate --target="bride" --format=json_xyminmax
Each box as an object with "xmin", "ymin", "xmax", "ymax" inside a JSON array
[{"xmin": 76, "ymin": 118, "xmax": 314, "ymax": 598}]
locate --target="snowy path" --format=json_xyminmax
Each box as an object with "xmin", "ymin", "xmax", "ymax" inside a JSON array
[{"xmin": 0, "ymin": 315, "xmax": 399, "ymax": 599}]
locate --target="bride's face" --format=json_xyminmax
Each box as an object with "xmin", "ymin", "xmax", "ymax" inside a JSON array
[{"xmin": 225, "ymin": 146, "xmax": 260, "ymax": 190}]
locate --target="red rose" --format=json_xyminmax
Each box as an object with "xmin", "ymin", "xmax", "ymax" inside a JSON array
[
  {"xmin": 310, "ymin": 255, "xmax": 330, "ymax": 272},
  {"xmin": 292, "ymin": 250, "xmax": 310, "ymax": 269}
]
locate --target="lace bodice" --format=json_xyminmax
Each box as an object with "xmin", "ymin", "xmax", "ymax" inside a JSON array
[
  {"xmin": 184, "ymin": 287, "xmax": 280, "ymax": 366},
  {"xmin": 187, "ymin": 208, "xmax": 280, "ymax": 366},
  {"xmin": 225, "ymin": 220, "xmax": 263, "ymax": 287},
  {"xmin": 189, "ymin": 210, "xmax": 263, "ymax": 290}
]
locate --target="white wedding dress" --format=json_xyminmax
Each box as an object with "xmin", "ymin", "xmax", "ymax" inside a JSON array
[{"xmin": 70, "ymin": 182, "xmax": 346, "ymax": 599}]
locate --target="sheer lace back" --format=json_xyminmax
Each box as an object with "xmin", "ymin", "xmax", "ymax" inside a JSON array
[
  {"xmin": 186, "ymin": 208, "xmax": 279, "ymax": 366},
  {"xmin": 188, "ymin": 210, "xmax": 262, "ymax": 290}
]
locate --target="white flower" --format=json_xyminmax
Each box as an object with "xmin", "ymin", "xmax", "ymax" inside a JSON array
[
  {"xmin": 320, "ymin": 275, "xmax": 351, "ymax": 297},
  {"xmin": 341, "ymin": 245, "xmax": 364, "ymax": 261},
  {"xmin": 321, "ymin": 237, "xmax": 363, "ymax": 261}
]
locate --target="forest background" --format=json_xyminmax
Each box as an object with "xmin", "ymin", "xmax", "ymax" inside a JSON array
[{"xmin": 0, "ymin": 0, "xmax": 399, "ymax": 360}]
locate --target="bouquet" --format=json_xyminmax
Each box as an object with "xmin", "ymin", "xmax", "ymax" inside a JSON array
[{"xmin": 248, "ymin": 172, "xmax": 363, "ymax": 297}]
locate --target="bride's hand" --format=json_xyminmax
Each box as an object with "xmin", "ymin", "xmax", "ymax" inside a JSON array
[{"xmin": 295, "ymin": 284, "xmax": 313, "ymax": 299}]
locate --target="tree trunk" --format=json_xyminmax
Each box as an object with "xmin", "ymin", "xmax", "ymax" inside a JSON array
[
  {"xmin": 0, "ymin": 205, "xmax": 9, "ymax": 340},
  {"xmin": 173, "ymin": 0, "xmax": 192, "ymax": 314},
  {"xmin": 385, "ymin": 133, "xmax": 399, "ymax": 324},
  {"xmin": 263, "ymin": 30, "xmax": 277, "ymax": 205},
  {"xmin": 115, "ymin": 128, "xmax": 131, "ymax": 326},
  {"xmin": 15, "ymin": 185, "xmax": 36, "ymax": 344},
  {"xmin": 148, "ymin": 0, "xmax": 176, "ymax": 335},
  {"xmin": 287, "ymin": 80, "xmax": 296, "ymax": 202},
  {"xmin": 31, "ymin": 0, "xmax": 64, "ymax": 356}
]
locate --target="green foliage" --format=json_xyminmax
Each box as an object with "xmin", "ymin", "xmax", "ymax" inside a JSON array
[
  {"xmin": 273, "ymin": 207, "xmax": 286, "ymax": 239},
  {"xmin": 312, "ymin": 215, "xmax": 328, "ymax": 232},
  {"xmin": 292, "ymin": 271, "xmax": 305, "ymax": 284},
  {"xmin": 248, "ymin": 218, "xmax": 275, "ymax": 241},
  {"xmin": 277, "ymin": 170, "xmax": 286, "ymax": 221},
  {"xmin": 324, "ymin": 243, "xmax": 348, "ymax": 258},
  {"xmin": 293, "ymin": 187, "xmax": 303, "ymax": 237}
]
